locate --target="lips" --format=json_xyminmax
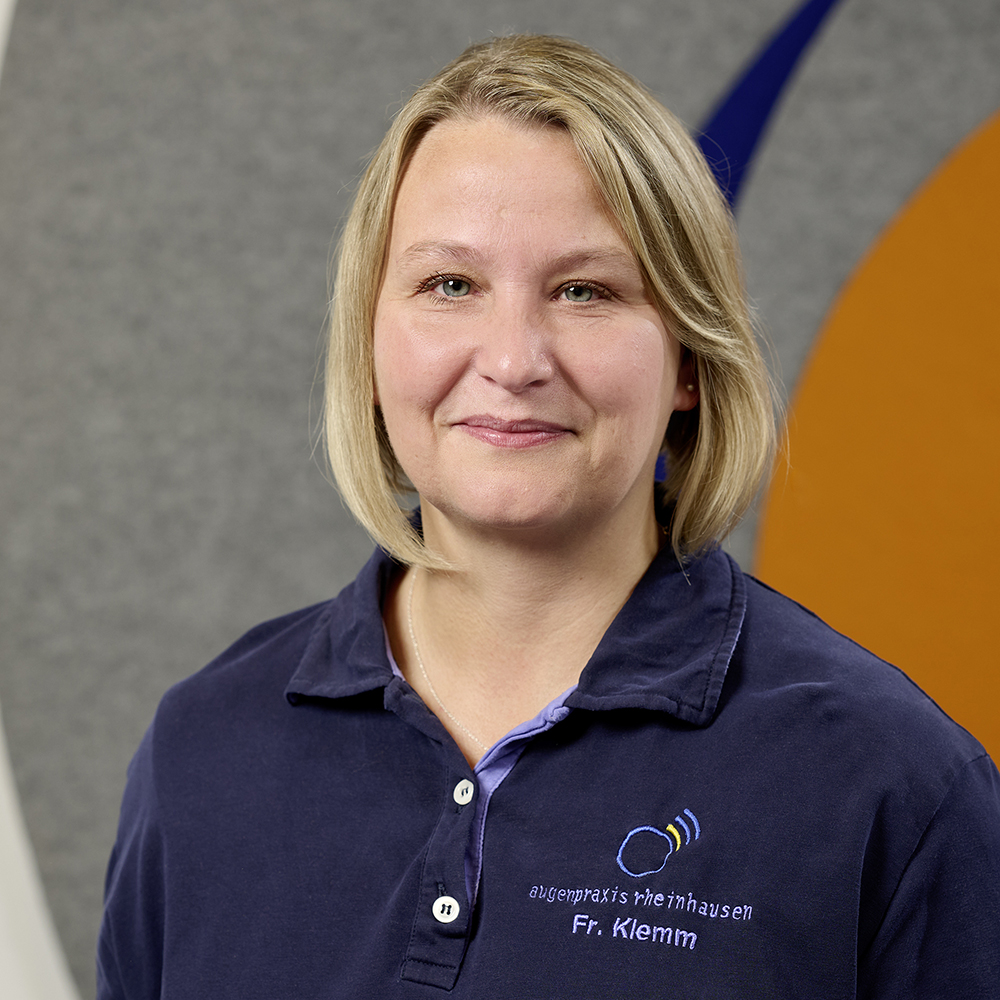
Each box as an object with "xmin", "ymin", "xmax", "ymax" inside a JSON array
[{"xmin": 455, "ymin": 414, "xmax": 570, "ymax": 448}]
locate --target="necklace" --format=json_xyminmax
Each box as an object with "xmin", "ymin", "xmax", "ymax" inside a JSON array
[{"xmin": 406, "ymin": 571, "xmax": 489, "ymax": 754}]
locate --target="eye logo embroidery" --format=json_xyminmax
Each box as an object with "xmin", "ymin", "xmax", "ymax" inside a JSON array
[{"xmin": 616, "ymin": 808, "xmax": 701, "ymax": 878}]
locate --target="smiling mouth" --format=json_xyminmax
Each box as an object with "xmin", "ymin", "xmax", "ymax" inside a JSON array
[{"xmin": 455, "ymin": 415, "xmax": 570, "ymax": 449}]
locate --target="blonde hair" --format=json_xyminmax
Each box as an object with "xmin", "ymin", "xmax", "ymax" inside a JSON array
[{"xmin": 325, "ymin": 34, "xmax": 776, "ymax": 567}]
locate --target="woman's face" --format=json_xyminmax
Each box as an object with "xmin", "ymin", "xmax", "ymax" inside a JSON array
[{"xmin": 373, "ymin": 116, "xmax": 697, "ymax": 544}]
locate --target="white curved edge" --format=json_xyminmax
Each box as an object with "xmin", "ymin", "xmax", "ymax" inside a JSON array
[
  {"xmin": 1, "ymin": 5, "xmax": 83, "ymax": 996},
  {"xmin": 0, "ymin": 699, "xmax": 83, "ymax": 1000},
  {"xmin": 0, "ymin": 0, "xmax": 15, "ymax": 86}
]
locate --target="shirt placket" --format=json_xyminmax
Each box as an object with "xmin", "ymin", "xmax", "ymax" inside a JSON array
[
  {"xmin": 399, "ymin": 702, "xmax": 573, "ymax": 989},
  {"xmin": 400, "ymin": 771, "xmax": 479, "ymax": 988}
]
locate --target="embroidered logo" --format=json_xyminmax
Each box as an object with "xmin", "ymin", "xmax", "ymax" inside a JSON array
[{"xmin": 616, "ymin": 808, "xmax": 701, "ymax": 878}]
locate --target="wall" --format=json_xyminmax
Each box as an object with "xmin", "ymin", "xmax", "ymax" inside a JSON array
[{"xmin": 0, "ymin": 0, "xmax": 997, "ymax": 993}]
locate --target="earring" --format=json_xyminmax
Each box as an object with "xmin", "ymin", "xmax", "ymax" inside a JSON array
[{"xmin": 685, "ymin": 383, "xmax": 696, "ymax": 392}]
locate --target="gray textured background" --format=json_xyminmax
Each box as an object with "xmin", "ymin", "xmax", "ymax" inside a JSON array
[{"xmin": 0, "ymin": 0, "xmax": 997, "ymax": 992}]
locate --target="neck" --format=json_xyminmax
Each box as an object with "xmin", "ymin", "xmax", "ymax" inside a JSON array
[
  {"xmin": 383, "ymin": 493, "xmax": 663, "ymax": 765},
  {"xmin": 424, "ymin": 503, "xmax": 660, "ymax": 640}
]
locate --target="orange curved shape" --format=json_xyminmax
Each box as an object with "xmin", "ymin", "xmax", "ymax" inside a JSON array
[{"xmin": 756, "ymin": 109, "xmax": 1000, "ymax": 760}]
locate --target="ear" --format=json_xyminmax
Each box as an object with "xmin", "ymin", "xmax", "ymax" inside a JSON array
[{"xmin": 672, "ymin": 350, "xmax": 699, "ymax": 412}]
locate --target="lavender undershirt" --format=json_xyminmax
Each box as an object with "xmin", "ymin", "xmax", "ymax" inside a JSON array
[{"xmin": 384, "ymin": 631, "xmax": 576, "ymax": 904}]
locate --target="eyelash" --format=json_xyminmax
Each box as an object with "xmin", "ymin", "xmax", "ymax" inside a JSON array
[
  {"xmin": 418, "ymin": 274, "xmax": 471, "ymax": 296},
  {"xmin": 557, "ymin": 280, "xmax": 612, "ymax": 302},
  {"xmin": 417, "ymin": 274, "xmax": 614, "ymax": 302}
]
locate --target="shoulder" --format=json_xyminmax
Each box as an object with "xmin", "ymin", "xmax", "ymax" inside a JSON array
[
  {"xmin": 612, "ymin": 550, "xmax": 999, "ymax": 989},
  {"xmin": 156, "ymin": 599, "xmax": 333, "ymax": 720},
  {"xmin": 732, "ymin": 570, "xmax": 1000, "ymax": 937},
  {"xmin": 139, "ymin": 544, "xmax": 398, "ymax": 784},
  {"xmin": 97, "ymin": 592, "xmax": 355, "ymax": 1000},
  {"xmin": 738, "ymin": 569, "xmax": 963, "ymax": 704},
  {"xmin": 118, "ymin": 601, "xmax": 334, "ymax": 819},
  {"xmin": 154, "ymin": 546, "xmax": 392, "ymax": 730},
  {"xmin": 739, "ymin": 570, "xmax": 898, "ymax": 672},
  {"xmin": 732, "ymin": 568, "xmax": 989, "ymax": 788}
]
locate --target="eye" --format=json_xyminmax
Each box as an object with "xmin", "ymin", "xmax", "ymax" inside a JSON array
[
  {"xmin": 563, "ymin": 284, "xmax": 595, "ymax": 303},
  {"xmin": 438, "ymin": 277, "xmax": 471, "ymax": 297}
]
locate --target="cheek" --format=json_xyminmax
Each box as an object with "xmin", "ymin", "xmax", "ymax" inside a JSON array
[
  {"xmin": 372, "ymin": 322, "xmax": 400, "ymax": 411},
  {"xmin": 373, "ymin": 308, "xmax": 467, "ymax": 428},
  {"xmin": 581, "ymin": 322, "xmax": 675, "ymax": 431},
  {"xmin": 372, "ymin": 323, "xmax": 423, "ymax": 480},
  {"xmin": 373, "ymin": 313, "xmax": 430, "ymax": 414}
]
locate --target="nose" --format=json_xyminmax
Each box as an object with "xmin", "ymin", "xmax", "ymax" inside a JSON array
[{"xmin": 475, "ymin": 303, "xmax": 553, "ymax": 393}]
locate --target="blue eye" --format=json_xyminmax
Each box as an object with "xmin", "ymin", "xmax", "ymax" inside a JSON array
[
  {"xmin": 440, "ymin": 278, "xmax": 471, "ymax": 297},
  {"xmin": 564, "ymin": 285, "xmax": 594, "ymax": 302}
]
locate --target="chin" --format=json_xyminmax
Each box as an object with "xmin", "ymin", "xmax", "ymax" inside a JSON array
[{"xmin": 426, "ymin": 484, "xmax": 578, "ymax": 536}]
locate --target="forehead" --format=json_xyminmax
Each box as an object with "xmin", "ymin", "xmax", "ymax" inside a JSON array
[{"xmin": 386, "ymin": 115, "xmax": 629, "ymax": 257}]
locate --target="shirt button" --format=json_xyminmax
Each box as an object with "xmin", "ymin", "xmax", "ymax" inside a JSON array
[
  {"xmin": 453, "ymin": 779, "xmax": 475, "ymax": 806},
  {"xmin": 432, "ymin": 895, "xmax": 460, "ymax": 923}
]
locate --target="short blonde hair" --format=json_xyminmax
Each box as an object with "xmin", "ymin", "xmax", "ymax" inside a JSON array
[{"xmin": 325, "ymin": 34, "xmax": 775, "ymax": 567}]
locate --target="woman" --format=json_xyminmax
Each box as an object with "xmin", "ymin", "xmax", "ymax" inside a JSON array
[{"xmin": 98, "ymin": 35, "xmax": 1000, "ymax": 998}]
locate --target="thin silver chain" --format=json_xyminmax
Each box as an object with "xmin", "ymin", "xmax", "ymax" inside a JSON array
[{"xmin": 406, "ymin": 571, "xmax": 489, "ymax": 754}]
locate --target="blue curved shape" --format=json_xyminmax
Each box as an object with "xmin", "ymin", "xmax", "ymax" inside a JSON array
[
  {"xmin": 698, "ymin": 0, "xmax": 845, "ymax": 209},
  {"xmin": 674, "ymin": 813, "xmax": 691, "ymax": 844},
  {"xmin": 617, "ymin": 825, "xmax": 675, "ymax": 877},
  {"xmin": 684, "ymin": 807, "xmax": 701, "ymax": 840},
  {"xmin": 657, "ymin": 1, "xmax": 842, "ymax": 483}
]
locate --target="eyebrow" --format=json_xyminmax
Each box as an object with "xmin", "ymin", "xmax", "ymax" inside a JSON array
[{"xmin": 395, "ymin": 241, "xmax": 639, "ymax": 274}]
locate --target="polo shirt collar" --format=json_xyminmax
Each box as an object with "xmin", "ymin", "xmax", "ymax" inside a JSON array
[
  {"xmin": 285, "ymin": 540, "xmax": 745, "ymax": 729},
  {"xmin": 568, "ymin": 543, "xmax": 745, "ymax": 725},
  {"xmin": 285, "ymin": 548, "xmax": 397, "ymax": 702}
]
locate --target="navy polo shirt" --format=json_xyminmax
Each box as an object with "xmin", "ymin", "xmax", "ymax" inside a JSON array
[{"xmin": 98, "ymin": 544, "xmax": 1000, "ymax": 998}]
